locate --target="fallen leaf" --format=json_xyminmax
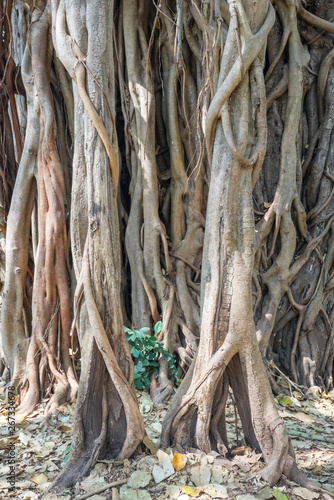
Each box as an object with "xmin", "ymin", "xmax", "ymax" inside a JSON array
[
  {"xmin": 172, "ymin": 452, "xmax": 187, "ymax": 471},
  {"xmin": 211, "ymin": 465, "xmax": 226, "ymax": 484},
  {"xmin": 190, "ymin": 463, "xmax": 211, "ymax": 486},
  {"xmin": 323, "ymin": 484, "xmax": 334, "ymax": 494},
  {"xmin": 292, "ymin": 487, "xmax": 319, "ymax": 500},
  {"xmin": 20, "ymin": 492, "xmax": 38, "ymax": 499},
  {"xmin": 236, "ymin": 495, "xmax": 258, "ymax": 500},
  {"xmin": 16, "ymin": 414, "xmax": 27, "ymax": 424},
  {"xmin": 31, "ymin": 473, "xmax": 48, "ymax": 485},
  {"xmin": 59, "ymin": 425, "xmax": 71, "ymax": 432},
  {"xmin": 137, "ymin": 455, "xmax": 158, "ymax": 471},
  {"xmin": 292, "ymin": 412, "xmax": 315, "ymax": 424},
  {"xmin": 289, "ymin": 396, "xmax": 301, "ymax": 407},
  {"xmin": 255, "ymin": 486, "xmax": 274, "ymax": 500},
  {"xmin": 203, "ymin": 483, "xmax": 228, "ymax": 498},
  {"xmin": 165, "ymin": 484, "xmax": 181, "ymax": 498},
  {"xmin": 112, "ymin": 487, "xmax": 120, "ymax": 500},
  {"xmin": 181, "ymin": 485, "xmax": 203, "ymax": 497},
  {"xmin": 80, "ymin": 475, "xmax": 106, "ymax": 492},
  {"xmin": 279, "ymin": 398, "xmax": 292, "ymax": 405},
  {"xmin": 305, "ymin": 386, "xmax": 321, "ymax": 399},
  {"xmin": 156, "ymin": 449, "xmax": 170, "ymax": 463},
  {"xmin": 57, "ymin": 414, "xmax": 70, "ymax": 422},
  {"xmin": 45, "ymin": 441, "xmax": 55, "ymax": 450},
  {"xmin": 233, "ymin": 457, "xmax": 251, "ymax": 472},
  {"xmin": 119, "ymin": 486, "xmax": 152, "ymax": 500},
  {"xmin": 146, "ymin": 421, "xmax": 162, "ymax": 441},
  {"xmin": 231, "ymin": 446, "xmax": 247, "ymax": 456},
  {"xmin": 143, "ymin": 436, "xmax": 158, "ymax": 455},
  {"xmin": 127, "ymin": 470, "xmax": 151, "ymax": 488},
  {"xmin": 0, "ymin": 437, "xmax": 18, "ymax": 450},
  {"xmin": 7, "ymin": 479, "xmax": 34, "ymax": 488},
  {"xmin": 45, "ymin": 460, "xmax": 59, "ymax": 472},
  {"xmin": 152, "ymin": 459, "xmax": 175, "ymax": 483},
  {"xmin": 272, "ymin": 488, "xmax": 289, "ymax": 500},
  {"xmin": 37, "ymin": 493, "xmax": 58, "ymax": 500},
  {"xmin": 19, "ymin": 431, "xmax": 30, "ymax": 445}
]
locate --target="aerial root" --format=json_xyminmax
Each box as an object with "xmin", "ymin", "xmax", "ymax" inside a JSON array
[
  {"xmin": 210, "ymin": 373, "xmax": 229, "ymax": 455},
  {"xmin": 205, "ymin": 0, "xmax": 275, "ymax": 159},
  {"xmin": 221, "ymin": 104, "xmax": 258, "ymax": 167},
  {"xmin": 82, "ymin": 244, "xmax": 145, "ymax": 458}
]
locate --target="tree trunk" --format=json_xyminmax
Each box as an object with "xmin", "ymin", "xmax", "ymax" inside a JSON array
[{"xmin": 161, "ymin": 0, "xmax": 320, "ymax": 489}]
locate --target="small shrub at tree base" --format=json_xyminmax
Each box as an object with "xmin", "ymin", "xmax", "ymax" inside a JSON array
[{"xmin": 124, "ymin": 322, "xmax": 179, "ymax": 391}]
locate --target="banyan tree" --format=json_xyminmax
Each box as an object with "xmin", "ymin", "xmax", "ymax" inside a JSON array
[{"xmin": 1, "ymin": 0, "xmax": 334, "ymax": 489}]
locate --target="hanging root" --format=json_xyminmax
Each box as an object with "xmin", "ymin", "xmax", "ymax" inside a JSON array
[
  {"xmin": 52, "ymin": 242, "xmax": 145, "ymax": 490},
  {"xmin": 205, "ymin": 0, "xmax": 275, "ymax": 159},
  {"xmin": 82, "ymin": 245, "xmax": 145, "ymax": 459}
]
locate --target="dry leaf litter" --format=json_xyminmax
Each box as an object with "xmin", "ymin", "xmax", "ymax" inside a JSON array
[{"xmin": 0, "ymin": 380, "xmax": 334, "ymax": 500}]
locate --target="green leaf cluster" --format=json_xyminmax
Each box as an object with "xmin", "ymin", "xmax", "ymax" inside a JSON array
[{"xmin": 124, "ymin": 322, "xmax": 179, "ymax": 391}]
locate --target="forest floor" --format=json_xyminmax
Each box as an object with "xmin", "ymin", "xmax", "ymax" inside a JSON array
[{"xmin": 0, "ymin": 382, "xmax": 334, "ymax": 500}]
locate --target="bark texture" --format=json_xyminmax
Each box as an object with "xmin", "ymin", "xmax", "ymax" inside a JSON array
[{"xmin": 1, "ymin": 0, "xmax": 334, "ymax": 489}]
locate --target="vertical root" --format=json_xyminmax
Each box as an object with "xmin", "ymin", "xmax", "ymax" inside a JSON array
[{"xmin": 210, "ymin": 372, "xmax": 229, "ymax": 455}]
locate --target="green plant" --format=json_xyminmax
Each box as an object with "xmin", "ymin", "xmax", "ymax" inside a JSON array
[{"xmin": 124, "ymin": 321, "xmax": 179, "ymax": 391}]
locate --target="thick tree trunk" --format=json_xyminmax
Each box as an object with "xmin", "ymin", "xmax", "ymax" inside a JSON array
[
  {"xmin": 51, "ymin": 0, "xmax": 144, "ymax": 488},
  {"xmin": 161, "ymin": 0, "xmax": 318, "ymax": 488}
]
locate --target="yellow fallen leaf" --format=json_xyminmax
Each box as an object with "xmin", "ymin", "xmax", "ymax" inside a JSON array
[
  {"xmin": 312, "ymin": 464, "xmax": 322, "ymax": 472},
  {"xmin": 31, "ymin": 473, "xmax": 48, "ymax": 485},
  {"xmin": 172, "ymin": 452, "xmax": 187, "ymax": 471},
  {"xmin": 181, "ymin": 485, "xmax": 203, "ymax": 497}
]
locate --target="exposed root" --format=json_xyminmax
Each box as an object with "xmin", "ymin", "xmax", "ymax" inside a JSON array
[
  {"xmin": 205, "ymin": 0, "xmax": 275, "ymax": 159},
  {"xmin": 221, "ymin": 104, "xmax": 258, "ymax": 167}
]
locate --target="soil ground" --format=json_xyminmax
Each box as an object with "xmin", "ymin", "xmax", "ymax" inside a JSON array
[{"xmin": 0, "ymin": 382, "xmax": 333, "ymax": 500}]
